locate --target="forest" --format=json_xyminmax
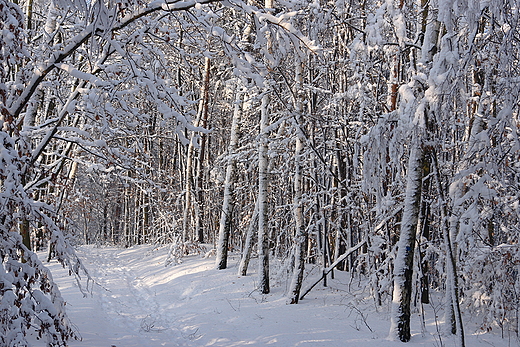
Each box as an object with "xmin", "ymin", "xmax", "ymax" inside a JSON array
[{"xmin": 0, "ymin": 0, "xmax": 519, "ymax": 345}]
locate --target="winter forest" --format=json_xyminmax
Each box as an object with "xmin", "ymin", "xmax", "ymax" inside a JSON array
[{"xmin": 1, "ymin": 0, "xmax": 520, "ymax": 345}]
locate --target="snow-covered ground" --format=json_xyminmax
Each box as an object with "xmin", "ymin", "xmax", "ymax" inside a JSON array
[{"xmin": 33, "ymin": 245, "xmax": 512, "ymax": 346}]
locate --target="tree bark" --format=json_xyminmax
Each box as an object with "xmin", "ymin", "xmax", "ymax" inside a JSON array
[
  {"xmin": 195, "ymin": 57, "xmax": 211, "ymax": 243},
  {"xmin": 257, "ymin": 91, "xmax": 270, "ymax": 294},
  {"xmin": 183, "ymin": 57, "xmax": 211, "ymax": 246},
  {"xmin": 256, "ymin": 0, "xmax": 274, "ymax": 294},
  {"xmin": 216, "ymin": 87, "xmax": 242, "ymax": 270},
  {"xmin": 288, "ymin": 61, "xmax": 306, "ymax": 304},
  {"xmin": 431, "ymin": 150, "xmax": 465, "ymax": 346},
  {"xmin": 390, "ymin": 140, "xmax": 424, "ymax": 342},
  {"xmin": 238, "ymin": 200, "xmax": 258, "ymax": 276}
]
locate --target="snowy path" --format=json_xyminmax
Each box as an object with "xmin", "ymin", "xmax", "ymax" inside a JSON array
[
  {"xmin": 34, "ymin": 245, "xmax": 509, "ymax": 347},
  {"xmin": 81, "ymin": 246, "xmax": 187, "ymax": 346}
]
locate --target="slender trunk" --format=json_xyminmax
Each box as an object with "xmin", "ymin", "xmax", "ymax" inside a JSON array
[
  {"xmin": 195, "ymin": 57, "xmax": 211, "ymax": 243},
  {"xmin": 312, "ymin": 156, "xmax": 329, "ymax": 286},
  {"xmin": 19, "ymin": 163, "xmax": 31, "ymax": 252},
  {"xmin": 288, "ymin": 61, "xmax": 307, "ymax": 304},
  {"xmin": 334, "ymin": 133, "xmax": 348, "ymax": 271},
  {"xmin": 143, "ymin": 192, "xmax": 149, "ymax": 244},
  {"xmin": 216, "ymin": 87, "xmax": 242, "ymax": 269},
  {"xmin": 431, "ymin": 151, "xmax": 465, "ymax": 347},
  {"xmin": 417, "ymin": 155, "xmax": 431, "ymax": 305},
  {"xmin": 257, "ymin": 0, "xmax": 273, "ymax": 293},
  {"xmin": 390, "ymin": 139, "xmax": 424, "ymax": 342},
  {"xmin": 183, "ymin": 148, "xmax": 193, "ymax": 245},
  {"xmin": 288, "ymin": 133, "xmax": 305, "ymax": 303},
  {"xmin": 25, "ymin": 0, "xmax": 34, "ymax": 31},
  {"xmin": 238, "ymin": 200, "xmax": 258, "ymax": 276},
  {"xmin": 445, "ymin": 211, "xmax": 465, "ymax": 346},
  {"xmin": 20, "ymin": 219, "xmax": 31, "ymax": 251},
  {"xmin": 183, "ymin": 57, "xmax": 211, "ymax": 247},
  {"xmin": 258, "ymin": 91, "xmax": 270, "ymax": 294}
]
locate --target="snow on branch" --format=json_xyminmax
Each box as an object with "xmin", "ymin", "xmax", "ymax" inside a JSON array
[
  {"xmin": 55, "ymin": 63, "xmax": 109, "ymax": 87},
  {"xmin": 225, "ymin": 0, "xmax": 321, "ymax": 55},
  {"xmin": 113, "ymin": 0, "xmax": 222, "ymax": 31},
  {"xmin": 8, "ymin": 0, "xmax": 222, "ymax": 122}
]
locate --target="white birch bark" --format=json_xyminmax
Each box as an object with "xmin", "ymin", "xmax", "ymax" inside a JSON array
[
  {"xmin": 389, "ymin": 135, "xmax": 424, "ymax": 342},
  {"xmin": 257, "ymin": 90, "xmax": 270, "ymax": 294},
  {"xmin": 216, "ymin": 87, "xmax": 242, "ymax": 270},
  {"xmin": 288, "ymin": 61, "xmax": 306, "ymax": 304},
  {"xmin": 287, "ymin": 131, "xmax": 305, "ymax": 303},
  {"xmin": 183, "ymin": 57, "xmax": 210, "ymax": 247},
  {"xmin": 445, "ymin": 206, "xmax": 465, "ymax": 346},
  {"xmin": 256, "ymin": 0, "xmax": 274, "ymax": 295},
  {"xmin": 182, "ymin": 144, "xmax": 194, "ymax": 245},
  {"xmin": 195, "ymin": 57, "xmax": 211, "ymax": 243}
]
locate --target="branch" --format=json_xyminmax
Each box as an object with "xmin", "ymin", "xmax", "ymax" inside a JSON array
[
  {"xmin": 9, "ymin": 0, "xmax": 221, "ymax": 120},
  {"xmin": 9, "ymin": 27, "xmax": 94, "ymax": 120},
  {"xmin": 228, "ymin": 0, "xmax": 320, "ymax": 54},
  {"xmin": 299, "ymin": 238, "xmax": 367, "ymax": 301},
  {"xmin": 113, "ymin": 0, "xmax": 221, "ymax": 31},
  {"xmin": 263, "ymin": 14, "xmax": 320, "ymax": 54}
]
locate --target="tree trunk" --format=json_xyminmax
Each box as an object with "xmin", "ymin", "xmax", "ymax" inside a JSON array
[
  {"xmin": 431, "ymin": 150, "xmax": 465, "ymax": 346},
  {"xmin": 390, "ymin": 140, "xmax": 424, "ymax": 342},
  {"xmin": 257, "ymin": 0, "xmax": 273, "ymax": 294},
  {"xmin": 288, "ymin": 61, "xmax": 307, "ymax": 304},
  {"xmin": 257, "ymin": 91, "xmax": 270, "ymax": 294},
  {"xmin": 445, "ymin": 205, "xmax": 465, "ymax": 346},
  {"xmin": 216, "ymin": 87, "xmax": 242, "ymax": 270},
  {"xmin": 183, "ymin": 57, "xmax": 211, "ymax": 247},
  {"xmin": 417, "ymin": 154, "xmax": 431, "ymax": 305},
  {"xmin": 238, "ymin": 200, "xmax": 258, "ymax": 276},
  {"xmin": 195, "ymin": 57, "xmax": 211, "ymax": 243}
]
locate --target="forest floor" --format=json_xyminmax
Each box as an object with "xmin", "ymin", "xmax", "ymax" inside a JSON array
[{"xmin": 32, "ymin": 244, "xmax": 514, "ymax": 346}]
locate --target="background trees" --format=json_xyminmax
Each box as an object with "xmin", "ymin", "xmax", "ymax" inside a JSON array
[{"xmin": 1, "ymin": 0, "xmax": 520, "ymax": 345}]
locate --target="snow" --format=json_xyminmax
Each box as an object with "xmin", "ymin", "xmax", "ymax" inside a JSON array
[
  {"xmin": 29, "ymin": 245, "xmax": 512, "ymax": 347},
  {"xmin": 55, "ymin": 64, "xmax": 108, "ymax": 87}
]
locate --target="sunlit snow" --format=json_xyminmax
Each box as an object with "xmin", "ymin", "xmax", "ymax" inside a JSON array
[{"xmin": 29, "ymin": 245, "xmax": 510, "ymax": 347}]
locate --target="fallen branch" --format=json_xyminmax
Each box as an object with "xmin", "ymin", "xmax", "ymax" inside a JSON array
[{"xmin": 299, "ymin": 238, "xmax": 367, "ymax": 301}]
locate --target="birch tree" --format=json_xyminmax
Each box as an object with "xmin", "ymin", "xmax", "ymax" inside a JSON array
[
  {"xmin": 257, "ymin": 86, "xmax": 271, "ymax": 293},
  {"xmin": 287, "ymin": 60, "xmax": 306, "ymax": 304},
  {"xmin": 216, "ymin": 86, "xmax": 242, "ymax": 269},
  {"xmin": 390, "ymin": 135, "xmax": 424, "ymax": 342}
]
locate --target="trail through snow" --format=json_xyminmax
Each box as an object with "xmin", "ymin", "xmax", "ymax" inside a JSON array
[{"xmin": 31, "ymin": 245, "xmax": 512, "ymax": 347}]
